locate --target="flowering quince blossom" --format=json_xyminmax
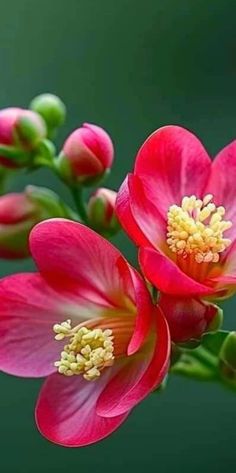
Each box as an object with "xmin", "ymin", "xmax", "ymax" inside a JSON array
[
  {"xmin": 0, "ymin": 219, "xmax": 170, "ymax": 447},
  {"xmin": 116, "ymin": 125, "xmax": 236, "ymax": 342}
]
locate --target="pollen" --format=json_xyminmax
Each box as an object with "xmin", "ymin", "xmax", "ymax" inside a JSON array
[
  {"xmin": 167, "ymin": 194, "xmax": 232, "ymax": 263},
  {"xmin": 53, "ymin": 320, "xmax": 114, "ymax": 381}
]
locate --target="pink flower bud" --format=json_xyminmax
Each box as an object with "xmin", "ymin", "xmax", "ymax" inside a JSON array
[
  {"xmin": 0, "ymin": 187, "xmax": 67, "ymax": 258},
  {"xmin": 159, "ymin": 294, "xmax": 222, "ymax": 343},
  {"xmin": 59, "ymin": 123, "xmax": 114, "ymax": 184},
  {"xmin": 0, "ymin": 192, "xmax": 36, "ymax": 257},
  {"xmin": 87, "ymin": 187, "xmax": 120, "ymax": 236},
  {"xmin": 0, "ymin": 107, "xmax": 46, "ymax": 167}
]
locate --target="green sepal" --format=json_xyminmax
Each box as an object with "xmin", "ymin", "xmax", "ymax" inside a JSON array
[
  {"xmin": 31, "ymin": 139, "xmax": 56, "ymax": 169},
  {"xmin": 201, "ymin": 330, "xmax": 229, "ymax": 356},
  {"xmin": 0, "ymin": 144, "xmax": 30, "ymax": 165}
]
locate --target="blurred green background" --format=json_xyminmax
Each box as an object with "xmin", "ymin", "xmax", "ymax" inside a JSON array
[{"xmin": 0, "ymin": 0, "xmax": 236, "ymax": 471}]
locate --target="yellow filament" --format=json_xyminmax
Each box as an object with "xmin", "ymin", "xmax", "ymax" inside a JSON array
[
  {"xmin": 167, "ymin": 194, "xmax": 232, "ymax": 263},
  {"xmin": 53, "ymin": 320, "xmax": 114, "ymax": 381}
]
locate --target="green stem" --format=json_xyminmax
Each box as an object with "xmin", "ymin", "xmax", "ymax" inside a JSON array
[
  {"xmin": 171, "ymin": 355, "xmax": 217, "ymax": 381},
  {"xmin": 70, "ymin": 187, "xmax": 88, "ymax": 223}
]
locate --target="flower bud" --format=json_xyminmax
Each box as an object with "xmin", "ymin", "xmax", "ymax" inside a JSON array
[
  {"xmin": 30, "ymin": 93, "xmax": 66, "ymax": 134},
  {"xmin": 159, "ymin": 295, "xmax": 222, "ymax": 343},
  {"xmin": 0, "ymin": 186, "xmax": 67, "ymax": 258},
  {"xmin": 87, "ymin": 188, "xmax": 120, "ymax": 236},
  {"xmin": 219, "ymin": 332, "xmax": 236, "ymax": 380},
  {"xmin": 58, "ymin": 123, "xmax": 114, "ymax": 185},
  {"xmin": 0, "ymin": 107, "xmax": 46, "ymax": 167}
]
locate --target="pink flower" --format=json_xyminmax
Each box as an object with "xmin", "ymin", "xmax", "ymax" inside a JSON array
[
  {"xmin": 116, "ymin": 126, "xmax": 236, "ymax": 341},
  {"xmin": 0, "ymin": 107, "xmax": 46, "ymax": 167},
  {"xmin": 0, "ymin": 219, "xmax": 170, "ymax": 446},
  {"xmin": 59, "ymin": 123, "xmax": 114, "ymax": 184}
]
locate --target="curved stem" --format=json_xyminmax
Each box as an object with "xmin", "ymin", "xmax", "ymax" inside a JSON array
[{"xmin": 70, "ymin": 187, "xmax": 88, "ymax": 223}]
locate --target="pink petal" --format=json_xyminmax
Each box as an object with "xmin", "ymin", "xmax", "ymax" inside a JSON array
[
  {"xmin": 205, "ymin": 241, "xmax": 236, "ymax": 296},
  {"xmin": 96, "ymin": 308, "xmax": 170, "ymax": 417},
  {"xmin": 134, "ymin": 125, "xmax": 211, "ymax": 218},
  {"xmin": 205, "ymin": 140, "xmax": 236, "ymax": 241},
  {"xmin": 128, "ymin": 174, "xmax": 168, "ymax": 250},
  {"xmin": 159, "ymin": 294, "xmax": 218, "ymax": 342},
  {"xmin": 0, "ymin": 273, "xmax": 72, "ymax": 377},
  {"xmin": 127, "ymin": 265, "xmax": 153, "ymax": 355},
  {"xmin": 0, "ymin": 107, "xmax": 22, "ymax": 144},
  {"xmin": 116, "ymin": 175, "xmax": 151, "ymax": 247},
  {"xmin": 30, "ymin": 219, "xmax": 133, "ymax": 308},
  {"xmin": 83, "ymin": 123, "xmax": 114, "ymax": 169},
  {"xmin": 0, "ymin": 272, "xmax": 110, "ymax": 378},
  {"xmin": 36, "ymin": 369, "xmax": 129, "ymax": 447},
  {"xmin": 112, "ymin": 256, "xmax": 153, "ymax": 355},
  {"xmin": 139, "ymin": 247, "xmax": 213, "ymax": 296},
  {"xmin": 222, "ymin": 240, "xmax": 236, "ymax": 277}
]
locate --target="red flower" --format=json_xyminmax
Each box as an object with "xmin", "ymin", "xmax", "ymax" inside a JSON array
[
  {"xmin": 116, "ymin": 126, "xmax": 236, "ymax": 341},
  {"xmin": 0, "ymin": 219, "xmax": 170, "ymax": 446}
]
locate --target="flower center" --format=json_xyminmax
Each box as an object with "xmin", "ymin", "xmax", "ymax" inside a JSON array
[
  {"xmin": 167, "ymin": 194, "xmax": 232, "ymax": 263},
  {"xmin": 53, "ymin": 319, "xmax": 114, "ymax": 381}
]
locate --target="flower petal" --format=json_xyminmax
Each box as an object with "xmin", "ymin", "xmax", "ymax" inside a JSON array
[
  {"xmin": 114, "ymin": 255, "xmax": 153, "ymax": 355},
  {"xmin": 0, "ymin": 273, "xmax": 70, "ymax": 377},
  {"xmin": 159, "ymin": 294, "xmax": 218, "ymax": 342},
  {"xmin": 0, "ymin": 271, "xmax": 111, "ymax": 377},
  {"xmin": 36, "ymin": 369, "xmax": 129, "ymax": 447},
  {"xmin": 128, "ymin": 174, "xmax": 168, "ymax": 250},
  {"xmin": 116, "ymin": 175, "xmax": 150, "ymax": 247},
  {"xmin": 127, "ymin": 265, "xmax": 153, "ymax": 355},
  {"xmin": 96, "ymin": 308, "xmax": 170, "ymax": 417},
  {"xmin": 139, "ymin": 247, "xmax": 213, "ymax": 296},
  {"xmin": 205, "ymin": 241, "xmax": 236, "ymax": 296},
  {"xmin": 205, "ymin": 140, "xmax": 236, "ymax": 241},
  {"xmin": 134, "ymin": 125, "xmax": 211, "ymax": 218},
  {"xmin": 30, "ymin": 219, "xmax": 132, "ymax": 309}
]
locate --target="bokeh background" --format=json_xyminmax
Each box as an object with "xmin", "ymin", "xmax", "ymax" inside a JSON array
[{"xmin": 0, "ymin": 0, "xmax": 236, "ymax": 471}]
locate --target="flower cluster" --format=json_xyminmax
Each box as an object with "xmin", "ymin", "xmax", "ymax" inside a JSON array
[{"xmin": 0, "ymin": 95, "xmax": 235, "ymax": 447}]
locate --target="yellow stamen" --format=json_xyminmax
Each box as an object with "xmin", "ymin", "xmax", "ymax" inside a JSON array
[
  {"xmin": 167, "ymin": 194, "xmax": 232, "ymax": 263},
  {"xmin": 53, "ymin": 320, "xmax": 114, "ymax": 381}
]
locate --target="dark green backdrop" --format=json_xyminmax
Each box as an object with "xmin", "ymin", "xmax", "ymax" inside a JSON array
[{"xmin": 0, "ymin": 0, "xmax": 236, "ymax": 471}]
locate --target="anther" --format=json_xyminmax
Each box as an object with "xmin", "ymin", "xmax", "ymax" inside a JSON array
[
  {"xmin": 166, "ymin": 195, "xmax": 232, "ymax": 264},
  {"xmin": 53, "ymin": 322, "xmax": 114, "ymax": 381}
]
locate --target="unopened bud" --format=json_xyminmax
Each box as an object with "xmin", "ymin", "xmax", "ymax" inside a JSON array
[
  {"xmin": 0, "ymin": 107, "xmax": 46, "ymax": 167},
  {"xmin": 159, "ymin": 295, "xmax": 222, "ymax": 343},
  {"xmin": 30, "ymin": 93, "xmax": 66, "ymax": 135},
  {"xmin": 87, "ymin": 188, "xmax": 120, "ymax": 236},
  {"xmin": 58, "ymin": 123, "xmax": 114, "ymax": 185},
  {"xmin": 0, "ymin": 186, "xmax": 68, "ymax": 258}
]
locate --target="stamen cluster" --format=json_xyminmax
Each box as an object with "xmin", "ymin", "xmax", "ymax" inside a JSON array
[
  {"xmin": 53, "ymin": 320, "xmax": 114, "ymax": 381},
  {"xmin": 167, "ymin": 194, "xmax": 232, "ymax": 263}
]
